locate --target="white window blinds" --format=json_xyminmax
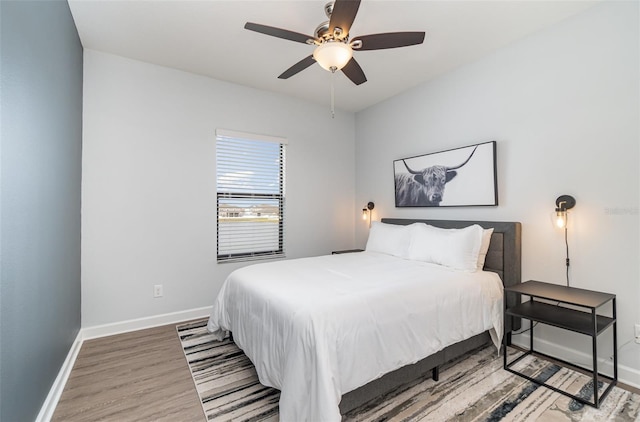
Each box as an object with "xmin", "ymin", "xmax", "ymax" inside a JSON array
[{"xmin": 216, "ymin": 129, "xmax": 286, "ymax": 262}]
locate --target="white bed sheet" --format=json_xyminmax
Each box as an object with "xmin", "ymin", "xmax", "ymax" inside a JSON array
[{"xmin": 207, "ymin": 251, "xmax": 504, "ymax": 422}]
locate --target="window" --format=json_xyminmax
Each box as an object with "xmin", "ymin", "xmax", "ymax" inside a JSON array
[{"xmin": 216, "ymin": 129, "xmax": 286, "ymax": 262}]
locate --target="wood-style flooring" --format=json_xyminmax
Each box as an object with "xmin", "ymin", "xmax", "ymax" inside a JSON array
[{"xmin": 52, "ymin": 323, "xmax": 205, "ymax": 422}]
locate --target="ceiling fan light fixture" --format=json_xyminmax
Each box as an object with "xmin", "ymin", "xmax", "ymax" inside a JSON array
[{"xmin": 313, "ymin": 41, "xmax": 353, "ymax": 72}]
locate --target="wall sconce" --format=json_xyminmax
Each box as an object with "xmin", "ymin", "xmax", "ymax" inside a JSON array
[
  {"xmin": 553, "ymin": 195, "xmax": 576, "ymax": 229},
  {"xmin": 552, "ymin": 194, "xmax": 576, "ymax": 286},
  {"xmin": 362, "ymin": 202, "xmax": 374, "ymax": 227}
]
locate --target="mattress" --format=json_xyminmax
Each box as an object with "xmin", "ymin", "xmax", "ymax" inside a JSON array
[{"xmin": 207, "ymin": 251, "xmax": 504, "ymax": 422}]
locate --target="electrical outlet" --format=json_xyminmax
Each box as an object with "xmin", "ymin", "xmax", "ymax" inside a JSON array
[
  {"xmin": 635, "ymin": 323, "xmax": 640, "ymax": 344},
  {"xmin": 154, "ymin": 284, "xmax": 163, "ymax": 298}
]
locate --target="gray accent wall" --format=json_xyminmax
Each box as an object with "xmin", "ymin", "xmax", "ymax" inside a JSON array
[{"xmin": 0, "ymin": 1, "xmax": 83, "ymax": 420}]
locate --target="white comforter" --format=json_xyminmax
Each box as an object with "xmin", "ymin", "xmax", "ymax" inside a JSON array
[{"xmin": 207, "ymin": 252, "xmax": 504, "ymax": 422}]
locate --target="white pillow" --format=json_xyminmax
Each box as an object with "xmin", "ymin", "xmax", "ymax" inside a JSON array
[
  {"xmin": 365, "ymin": 221, "xmax": 411, "ymax": 258},
  {"xmin": 477, "ymin": 228, "xmax": 494, "ymax": 270},
  {"xmin": 407, "ymin": 223, "xmax": 484, "ymax": 271}
]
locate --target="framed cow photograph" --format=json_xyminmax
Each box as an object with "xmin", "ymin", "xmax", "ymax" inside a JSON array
[{"xmin": 394, "ymin": 141, "xmax": 497, "ymax": 207}]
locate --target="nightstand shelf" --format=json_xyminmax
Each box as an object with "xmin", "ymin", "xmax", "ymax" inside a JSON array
[
  {"xmin": 507, "ymin": 301, "xmax": 615, "ymax": 336},
  {"xmin": 504, "ymin": 280, "xmax": 617, "ymax": 408}
]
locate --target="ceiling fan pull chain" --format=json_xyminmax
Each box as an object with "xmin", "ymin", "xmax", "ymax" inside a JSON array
[{"xmin": 330, "ymin": 71, "xmax": 335, "ymax": 119}]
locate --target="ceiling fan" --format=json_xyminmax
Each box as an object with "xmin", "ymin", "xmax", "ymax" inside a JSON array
[{"xmin": 244, "ymin": 0, "xmax": 425, "ymax": 85}]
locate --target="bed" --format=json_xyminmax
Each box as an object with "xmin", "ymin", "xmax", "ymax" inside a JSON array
[{"xmin": 207, "ymin": 218, "xmax": 521, "ymax": 421}]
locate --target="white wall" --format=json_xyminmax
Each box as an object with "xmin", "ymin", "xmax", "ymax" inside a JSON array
[
  {"xmin": 82, "ymin": 50, "xmax": 356, "ymax": 327},
  {"xmin": 355, "ymin": 1, "xmax": 639, "ymax": 376}
]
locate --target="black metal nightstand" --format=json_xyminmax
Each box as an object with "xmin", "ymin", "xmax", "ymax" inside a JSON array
[
  {"xmin": 504, "ymin": 280, "xmax": 617, "ymax": 408},
  {"xmin": 331, "ymin": 249, "xmax": 364, "ymax": 254}
]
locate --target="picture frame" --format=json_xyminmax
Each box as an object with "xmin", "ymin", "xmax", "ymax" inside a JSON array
[{"xmin": 393, "ymin": 141, "xmax": 497, "ymax": 207}]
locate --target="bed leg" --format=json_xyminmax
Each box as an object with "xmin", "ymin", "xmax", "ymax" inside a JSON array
[
  {"xmin": 432, "ymin": 366, "xmax": 439, "ymax": 382},
  {"xmin": 229, "ymin": 331, "xmax": 234, "ymax": 343}
]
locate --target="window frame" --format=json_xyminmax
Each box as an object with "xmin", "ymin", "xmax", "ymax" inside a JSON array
[{"xmin": 215, "ymin": 129, "xmax": 287, "ymax": 263}]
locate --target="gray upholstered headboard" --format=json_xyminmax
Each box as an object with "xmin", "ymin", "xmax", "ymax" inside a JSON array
[{"xmin": 381, "ymin": 218, "xmax": 522, "ymax": 330}]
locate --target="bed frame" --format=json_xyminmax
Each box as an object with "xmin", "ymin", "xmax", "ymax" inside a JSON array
[{"xmin": 339, "ymin": 218, "xmax": 522, "ymax": 414}]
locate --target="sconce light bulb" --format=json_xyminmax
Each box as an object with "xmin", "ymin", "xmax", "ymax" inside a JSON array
[
  {"xmin": 555, "ymin": 211, "xmax": 567, "ymax": 228},
  {"xmin": 362, "ymin": 209, "xmax": 367, "ymax": 220}
]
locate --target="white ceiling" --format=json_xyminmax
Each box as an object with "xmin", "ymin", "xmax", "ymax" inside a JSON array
[{"xmin": 68, "ymin": 0, "xmax": 598, "ymax": 112}]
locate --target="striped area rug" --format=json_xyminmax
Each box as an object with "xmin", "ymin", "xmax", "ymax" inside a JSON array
[{"xmin": 177, "ymin": 319, "xmax": 640, "ymax": 421}]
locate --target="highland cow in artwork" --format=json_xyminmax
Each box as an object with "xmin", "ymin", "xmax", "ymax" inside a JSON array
[{"xmin": 394, "ymin": 141, "xmax": 497, "ymax": 207}]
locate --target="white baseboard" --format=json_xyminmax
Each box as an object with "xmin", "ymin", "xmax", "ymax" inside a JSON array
[
  {"xmin": 36, "ymin": 306, "xmax": 213, "ymax": 421},
  {"xmin": 620, "ymin": 364, "xmax": 640, "ymax": 389},
  {"xmin": 511, "ymin": 334, "xmax": 640, "ymax": 389},
  {"xmin": 35, "ymin": 330, "xmax": 84, "ymax": 422},
  {"xmin": 81, "ymin": 306, "xmax": 212, "ymax": 340}
]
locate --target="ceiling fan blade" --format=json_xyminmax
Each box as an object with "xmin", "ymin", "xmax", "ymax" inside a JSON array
[
  {"xmin": 351, "ymin": 32, "xmax": 425, "ymax": 51},
  {"xmin": 342, "ymin": 57, "xmax": 367, "ymax": 85},
  {"xmin": 329, "ymin": 0, "xmax": 361, "ymax": 38},
  {"xmin": 245, "ymin": 22, "xmax": 315, "ymax": 44},
  {"xmin": 278, "ymin": 55, "xmax": 316, "ymax": 79}
]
